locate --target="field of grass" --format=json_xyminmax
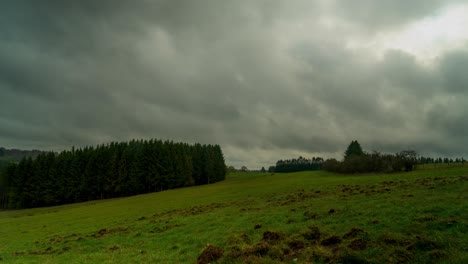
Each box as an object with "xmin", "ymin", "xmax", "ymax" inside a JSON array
[{"xmin": 0, "ymin": 167, "xmax": 467, "ymax": 263}]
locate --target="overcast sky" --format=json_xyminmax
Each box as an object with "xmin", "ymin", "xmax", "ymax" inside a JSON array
[{"xmin": 1, "ymin": 1, "xmax": 468, "ymax": 168}]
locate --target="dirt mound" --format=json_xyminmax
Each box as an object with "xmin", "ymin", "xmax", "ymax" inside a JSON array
[
  {"xmin": 90, "ymin": 227, "xmax": 129, "ymax": 238},
  {"xmin": 287, "ymin": 240, "xmax": 305, "ymax": 250},
  {"xmin": 249, "ymin": 241, "xmax": 270, "ymax": 256},
  {"xmin": 343, "ymin": 228, "xmax": 365, "ymax": 239},
  {"xmin": 406, "ymin": 238, "xmax": 441, "ymax": 252},
  {"xmin": 302, "ymin": 226, "xmax": 321, "ymax": 241},
  {"xmin": 321, "ymin": 235, "xmax": 342, "ymax": 246},
  {"xmin": 197, "ymin": 244, "xmax": 224, "ymax": 264},
  {"xmin": 262, "ymin": 231, "xmax": 283, "ymax": 242},
  {"xmin": 348, "ymin": 238, "xmax": 367, "ymax": 250}
]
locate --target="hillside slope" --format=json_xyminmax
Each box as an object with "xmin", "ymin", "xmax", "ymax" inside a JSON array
[{"xmin": 0, "ymin": 167, "xmax": 467, "ymax": 263}]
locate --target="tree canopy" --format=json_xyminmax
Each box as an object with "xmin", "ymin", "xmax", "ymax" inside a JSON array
[
  {"xmin": 344, "ymin": 140, "xmax": 364, "ymax": 159},
  {"xmin": 0, "ymin": 139, "xmax": 226, "ymax": 209}
]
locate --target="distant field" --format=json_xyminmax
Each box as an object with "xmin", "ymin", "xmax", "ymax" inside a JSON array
[{"xmin": 0, "ymin": 167, "xmax": 467, "ymax": 263}]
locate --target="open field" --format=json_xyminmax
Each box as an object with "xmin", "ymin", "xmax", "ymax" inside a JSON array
[{"xmin": 0, "ymin": 167, "xmax": 467, "ymax": 263}]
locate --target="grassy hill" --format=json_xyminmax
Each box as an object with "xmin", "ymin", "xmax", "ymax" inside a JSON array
[{"xmin": 0, "ymin": 167, "xmax": 467, "ymax": 263}]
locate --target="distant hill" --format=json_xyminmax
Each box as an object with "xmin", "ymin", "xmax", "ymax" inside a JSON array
[
  {"xmin": 0, "ymin": 147, "xmax": 47, "ymax": 173},
  {"xmin": 0, "ymin": 147, "xmax": 44, "ymax": 162}
]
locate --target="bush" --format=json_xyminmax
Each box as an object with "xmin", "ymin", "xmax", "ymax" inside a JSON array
[{"xmin": 323, "ymin": 151, "xmax": 416, "ymax": 174}]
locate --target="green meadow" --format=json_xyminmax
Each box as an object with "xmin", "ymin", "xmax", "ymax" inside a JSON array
[{"xmin": 0, "ymin": 167, "xmax": 467, "ymax": 263}]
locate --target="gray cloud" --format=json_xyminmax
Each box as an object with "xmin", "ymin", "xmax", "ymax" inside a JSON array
[
  {"xmin": 334, "ymin": 0, "xmax": 464, "ymax": 31},
  {"xmin": 0, "ymin": 0, "xmax": 467, "ymax": 168}
]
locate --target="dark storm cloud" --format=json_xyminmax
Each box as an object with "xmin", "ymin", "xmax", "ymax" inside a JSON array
[
  {"xmin": 440, "ymin": 50, "xmax": 468, "ymax": 94},
  {"xmin": 0, "ymin": 0, "xmax": 467, "ymax": 168}
]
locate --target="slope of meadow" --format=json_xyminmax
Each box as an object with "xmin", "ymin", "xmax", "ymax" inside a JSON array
[{"xmin": 0, "ymin": 167, "xmax": 467, "ymax": 263}]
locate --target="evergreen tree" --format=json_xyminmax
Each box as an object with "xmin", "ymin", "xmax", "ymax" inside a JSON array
[
  {"xmin": 0, "ymin": 138, "xmax": 226, "ymax": 209},
  {"xmin": 344, "ymin": 140, "xmax": 364, "ymax": 160}
]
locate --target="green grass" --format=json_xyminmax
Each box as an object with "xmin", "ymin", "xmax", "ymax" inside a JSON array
[{"xmin": 0, "ymin": 167, "xmax": 467, "ymax": 263}]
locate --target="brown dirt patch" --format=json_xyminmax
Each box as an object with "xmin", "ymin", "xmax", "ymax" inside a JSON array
[
  {"xmin": 321, "ymin": 235, "xmax": 342, "ymax": 246},
  {"xmin": 262, "ymin": 231, "xmax": 283, "ymax": 243},
  {"xmin": 287, "ymin": 240, "xmax": 305, "ymax": 250},
  {"xmin": 155, "ymin": 200, "xmax": 254, "ymax": 218},
  {"xmin": 302, "ymin": 226, "xmax": 321, "ymax": 241},
  {"xmin": 343, "ymin": 228, "xmax": 365, "ymax": 239},
  {"xmin": 109, "ymin": 246, "xmax": 120, "ymax": 251},
  {"xmin": 406, "ymin": 238, "xmax": 441, "ymax": 252},
  {"xmin": 12, "ymin": 246, "xmax": 64, "ymax": 256},
  {"xmin": 268, "ymin": 189, "xmax": 320, "ymax": 206},
  {"xmin": 197, "ymin": 244, "xmax": 224, "ymax": 264},
  {"xmin": 89, "ymin": 227, "xmax": 129, "ymax": 238},
  {"xmin": 254, "ymin": 224, "xmax": 262, "ymax": 229},
  {"xmin": 249, "ymin": 241, "xmax": 270, "ymax": 256},
  {"xmin": 348, "ymin": 238, "xmax": 367, "ymax": 251},
  {"xmin": 153, "ymin": 224, "xmax": 182, "ymax": 233}
]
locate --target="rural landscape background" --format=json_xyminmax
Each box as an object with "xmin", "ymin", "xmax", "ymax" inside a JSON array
[{"xmin": 1, "ymin": 0, "xmax": 468, "ymax": 263}]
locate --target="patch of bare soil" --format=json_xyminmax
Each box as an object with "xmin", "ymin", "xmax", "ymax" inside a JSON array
[
  {"xmin": 321, "ymin": 235, "xmax": 342, "ymax": 246},
  {"xmin": 89, "ymin": 227, "xmax": 129, "ymax": 238},
  {"xmin": 151, "ymin": 224, "xmax": 183, "ymax": 233},
  {"xmin": 48, "ymin": 233, "xmax": 79, "ymax": 244},
  {"xmin": 348, "ymin": 238, "xmax": 367, "ymax": 251},
  {"xmin": 12, "ymin": 245, "xmax": 72, "ymax": 256},
  {"xmin": 268, "ymin": 189, "xmax": 321, "ymax": 206},
  {"xmin": 197, "ymin": 244, "xmax": 224, "ymax": 264},
  {"xmin": 262, "ymin": 231, "xmax": 283, "ymax": 243},
  {"xmin": 343, "ymin": 228, "xmax": 365, "ymax": 239},
  {"xmin": 302, "ymin": 226, "xmax": 321, "ymax": 241},
  {"xmin": 207, "ymin": 224, "xmax": 449, "ymax": 264},
  {"xmin": 154, "ymin": 200, "xmax": 256, "ymax": 218}
]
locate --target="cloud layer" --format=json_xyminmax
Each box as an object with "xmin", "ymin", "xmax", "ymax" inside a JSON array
[{"xmin": 1, "ymin": 0, "xmax": 467, "ymax": 168}]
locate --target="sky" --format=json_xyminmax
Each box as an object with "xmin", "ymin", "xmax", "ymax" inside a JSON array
[{"xmin": 1, "ymin": 0, "xmax": 468, "ymax": 169}]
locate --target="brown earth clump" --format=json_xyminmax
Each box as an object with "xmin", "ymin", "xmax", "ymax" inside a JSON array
[
  {"xmin": 249, "ymin": 241, "xmax": 270, "ymax": 256},
  {"xmin": 302, "ymin": 226, "xmax": 321, "ymax": 241},
  {"xmin": 197, "ymin": 244, "xmax": 224, "ymax": 264},
  {"xmin": 348, "ymin": 238, "xmax": 367, "ymax": 250},
  {"xmin": 287, "ymin": 240, "xmax": 305, "ymax": 250},
  {"xmin": 109, "ymin": 246, "xmax": 120, "ymax": 251},
  {"xmin": 321, "ymin": 236, "xmax": 342, "ymax": 246},
  {"xmin": 262, "ymin": 231, "xmax": 283, "ymax": 243},
  {"xmin": 343, "ymin": 228, "xmax": 365, "ymax": 239}
]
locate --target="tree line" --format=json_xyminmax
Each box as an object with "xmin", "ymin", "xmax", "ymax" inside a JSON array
[
  {"xmin": 322, "ymin": 141, "xmax": 465, "ymax": 174},
  {"xmin": 0, "ymin": 139, "xmax": 226, "ymax": 209},
  {"xmin": 270, "ymin": 156, "xmax": 324, "ymax": 173}
]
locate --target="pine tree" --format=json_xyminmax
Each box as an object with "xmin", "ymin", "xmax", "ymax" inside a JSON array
[{"xmin": 344, "ymin": 140, "xmax": 364, "ymax": 160}]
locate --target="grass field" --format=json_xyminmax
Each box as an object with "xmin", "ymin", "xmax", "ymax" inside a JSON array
[{"xmin": 0, "ymin": 167, "xmax": 467, "ymax": 263}]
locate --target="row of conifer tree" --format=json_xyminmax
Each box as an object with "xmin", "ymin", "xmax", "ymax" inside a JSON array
[
  {"xmin": 272, "ymin": 156, "xmax": 324, "ymax": 173},
  {"xmin": 0, "ymin": 139, "xmax": 226, "ymax": 209}
]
